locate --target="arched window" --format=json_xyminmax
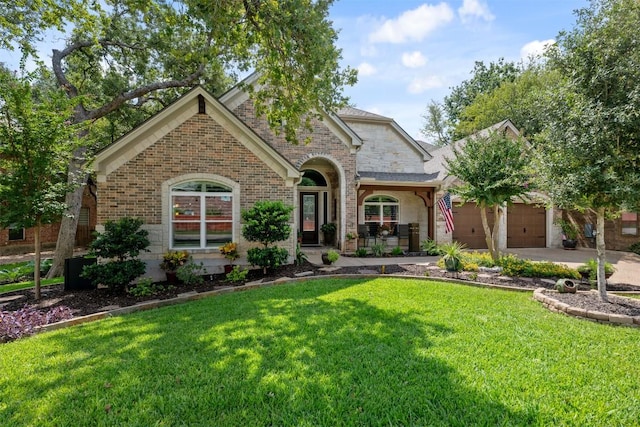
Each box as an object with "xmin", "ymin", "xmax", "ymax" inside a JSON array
[
  {"xmin": 171, "ymin": 181, "xmax": 233, "ymax": 249},
  {"xmin": 364, "ymin": 195, "xmax": 399, "ymax": 234},
  {"xmin": 299, "ymin": 169, "xmax": 328, "ymax": 187}
]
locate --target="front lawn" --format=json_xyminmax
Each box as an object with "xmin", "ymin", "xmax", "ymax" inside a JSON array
[{"xmin": 1, "ymin": 278, "xmax": 638, "ymax": 426}]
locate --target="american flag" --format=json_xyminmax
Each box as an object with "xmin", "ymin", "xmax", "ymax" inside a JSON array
[{"xmin": 438, "ymin": 192, "xmax": 455, "ymax": 233}]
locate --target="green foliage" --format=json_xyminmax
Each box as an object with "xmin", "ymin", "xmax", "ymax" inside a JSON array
[
  {"xmin": 462, "ymin": 251, "xmax": 497, "ymax": 268},
  {"xmin": 440, "ymin": 241, "xmax": 466, "ymax": 272},
  {"xmin": 443, "ymin": 58, "xmax": 521, "ymax": 136},
  {"xmin": 247, "ymin": 247, "xmax": 289, "ymax": 272},
  {"xmin": 242, "ymin": 201, "xmax": 293, "ymax": 247},
  {"xmin": 242, "ymin": 201, "xmax": 293, "ymax": 274},
  {"xmin": 391, "ymin": 246, "xmax": 404, "ymax": 256},
  {"xmin": 555, "ymin": 219, "xmax": 580, "ymax": 240},
  {"xmin": 176, "ymin": 258, "xmax": 205, "ymax": 286},
  {"xmin": 320, "ymin": 223, "xmax": 337, "ymax": 234},
  {"xmin": 420, "ymin": 239, "xmax": 442, "ymax": 256},
  {"xmin": 629, "ymin": 242, "xmax": 640, "ymax": 256},
  {"xmin": 82, "ymin": 217, "xmax": 150, "ymax": 291},
  {"xmin": 127, "ymin": 278, "xmax": 172, "ymax": 297},
  {"xmin": 326, "ymin": 249, "xmax": 339, "ymax": 264},
  {"xmin": 295, "ymin": 245, "xmax": 308, "ymax": 266},
  {"xmin": 370, "ymin": 243, "xmax": 386, "ymax": 257},
  {"xmin": 577, "ymin": 259, "xmax": 615, "ymax": 282},
  {"xmin": 160, "ymin": 251, "xmax": 189, "ymax": 272},
  {"xmin": 225, "ymin": 265, "xmax": 248, "ymax": 283},
  {"xmin": 354, "ymin": 248, "xmax": 368, "ymax": 257},
  {"xmin": 420, "ymin": 100, "xmax": 449, "ymax": 147},
  {"xmin": 0, "ymin": 265, "xmax": 33, "ymax": 284},
  {"xmin": 497, "ymin": 254, "xmax": 580, "ymax": 279}
]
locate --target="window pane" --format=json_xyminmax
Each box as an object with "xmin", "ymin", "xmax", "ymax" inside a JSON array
[
  {"xmin": 173, "ymin": 195, "xmax": 200, "ymax": 219},
  {"xmin": 173, "ymin": 181, "xmax": 231, "ymax": 192},
  {"xmin": 206, "ymin": 222, "xmax": 232, "ymax": 246},
  {"xmin": 383, "ymin": 205, "xmax": 399, "ymax": 222},
  {"xmin": 8, "ymin": 227, "xmax": 24, "ymax": 241},
  {"xmin": 365, "ymin": 195, "xmax": 398, "ymax": 203},
  {"xmin": 364, "ymin": 205, "xmax": 379, "ymax": 222},
  {"xmin": 172, "ymin": 222, "xmax": 200, "ymax": 247},
  {"xmin": 205, "ymin": 196, "xmax": 232, "ymax": 220}
]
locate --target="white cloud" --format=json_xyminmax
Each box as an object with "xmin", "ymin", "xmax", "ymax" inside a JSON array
[
  {"xmin": 408, "ymin": 75, "xmax": 445, "ymax": 94},
  {"xmin": 401, "ymin": 51, "xmax": 427, "ymax": 68},
  {"xmin": 458, "ymin": 0, "xmax": 494, "ymax": 23},
  {"xmin": 520, "ymin": 39, "xmax": 555, "ymax": 60},
  {"xmin": 357, "ymin": 62, "xmax": 377, "ymax": 77},
  {"xmin": 369, "ymin": 3, "xmax": 454, "ymax": 44}
]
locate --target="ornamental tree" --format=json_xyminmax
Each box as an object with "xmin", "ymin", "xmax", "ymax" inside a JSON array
[
  {"xmin": 242, "ymin": 200, "xmax": 294, "ymax": 274},
  {"xmin": 0, "ymin": 68, "xmax": 81, "ymax": 299},
  {"xmin": 536, "ymin": 0, "xmax": 640, "ymax": 301},
  {"xmin": 445, "ymin": 130, "xmax": 532, "ymax": 262},
  {"xmin": 1, "ymin": 0, "xmax": 356, "ymax": 278}
]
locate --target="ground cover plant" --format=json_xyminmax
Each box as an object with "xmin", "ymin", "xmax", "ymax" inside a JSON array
[{"xmin": 0, "ymin": 278, "xmax": 638, "ymax": 426}]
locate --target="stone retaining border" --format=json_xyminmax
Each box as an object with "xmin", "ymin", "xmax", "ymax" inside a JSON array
[{"xmin": 533, "ymin": 288, "xmax": 640, "ymax": 327}]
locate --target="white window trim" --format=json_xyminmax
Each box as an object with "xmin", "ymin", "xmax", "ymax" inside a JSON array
[{"xmin": 162, "ymin": 174, "xmax": 240, "ymax": 252}]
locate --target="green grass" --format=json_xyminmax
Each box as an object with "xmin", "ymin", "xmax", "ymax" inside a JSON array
[
  {"xmin": 1, "ymin": 278, "xmax": 639, "ymax": 426},
  {"xmin": 0, "ymin": 278, "xmax": 63, "ymax": 294}
]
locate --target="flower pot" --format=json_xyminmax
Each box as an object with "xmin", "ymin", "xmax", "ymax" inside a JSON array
[
  {"xmin": 562, "ymin": 239, "xmax": 578, "ymax": 250},
  {"xmin": 321, "ymin": 253, "xmax": 332, "ymax": 265},
  {"xmin": 555, "ymin": 279, "xmax": 577, "ymax": 293},
  {"xmin": 444, "ymin": 257, "xmax": 461, "ymax": 272},
  {"xmin": 166, "ymin": 271, "xmax": 179, "ymax": 284}
]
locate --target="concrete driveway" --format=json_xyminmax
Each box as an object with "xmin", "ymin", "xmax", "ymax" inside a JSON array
[{"xmin": 305, "ymin": 247, "xmax": 640, "ymax": 286}]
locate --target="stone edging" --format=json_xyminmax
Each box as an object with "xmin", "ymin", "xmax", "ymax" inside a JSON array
[{"xmin": 533, "ymin": 288, "xmax": 640, "ymax": 327}]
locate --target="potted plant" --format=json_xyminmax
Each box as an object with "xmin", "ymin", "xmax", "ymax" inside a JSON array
[
  {"xmin": 219, "ymin": 242, "xmax": 239, "ymax": 273},
  {"xmin": 556, "ymin": 219, "xmax": 579, "ymax": 249},
  {"xmin": 160, "ymin": 250, "xmax": 189, "ymax": 283},
  {"xmin": 345, "ymin": 231, "xmax": 357, "ymax": 251},
  {"xmin": 577, "ymin": 258, "xmax": 615, "ymax": 283},
  {"xmin": 321, "ymin": 249, "xmax": 340, "ymax": 265},
  {"xmin": 440, "ymin": 241, "xmax": 466, "ymax": 272},
  {"xmin": 555, "ymin": 278, "xmax": 577, "ymax": 293},
  {"xmin": 378, "ymin": 224, "xmax": 391, "ymax": 237},
  {"xmin": 321, "ymin": 222, "xmax": 337, "ymax": 246}
]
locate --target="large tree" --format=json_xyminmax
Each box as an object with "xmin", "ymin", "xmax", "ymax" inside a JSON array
[
  {"xmin": 1, "ymin": 0, "xmax": 356, "ymax": 277},
  {"xmin": 0, "ymin": 68, "xmax": 81, "ymax": 298},
  {"xmin": 536, "ymin": 0, "xmax": 640, "ymax": 302},
  {"xmin": 445, "ymin": 131, "xmax": 532, "ymax": 261}
]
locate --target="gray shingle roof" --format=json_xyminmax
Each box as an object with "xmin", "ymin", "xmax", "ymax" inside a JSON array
[{"xmin": 337, "ymin": 106, "xmax": 392, "ymax": 121}]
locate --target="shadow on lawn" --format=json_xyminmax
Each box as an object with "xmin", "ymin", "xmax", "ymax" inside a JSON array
[{"xmin": 2, "ymin": 278, "xmax": 539, "ymax": 425}]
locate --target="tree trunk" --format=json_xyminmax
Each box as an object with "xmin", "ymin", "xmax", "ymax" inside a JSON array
[
  {"xmin": 34, "ymin": 220, "xmax": 42, "ymax": 300},
  {"xmin": 47, "ymin": 151, "xmax": 87, "ymax": 278},
  {"xmin": 480, "ymin": 206, "xmax": 496, "ymax": 261},
  {"xmin": 492, "ymin": 205, "xmax": 502, "ymax": 260},
  {"xmin": 596, "ymin": 207, "xmax": 608, "ymax": 302}
]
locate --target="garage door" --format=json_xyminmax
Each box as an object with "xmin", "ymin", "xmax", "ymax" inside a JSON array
[
  {"xmin": 507, "ymin": 204, "xmax": 546, "ymax": 248},
  {"xmin": 452, "ymin": 203, "xmax": 493, "ymax": 249}
]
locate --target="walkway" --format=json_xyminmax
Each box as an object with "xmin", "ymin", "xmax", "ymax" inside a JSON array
[{"xmin": 303, "ymin": 247, "xmax": 640, "ymax": 286}]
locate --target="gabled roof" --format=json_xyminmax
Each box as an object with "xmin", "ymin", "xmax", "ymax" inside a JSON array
[
  {"xmin": 92, "ymin": 86, "xmax": 300, "ymax": 185},
  {"xmin": 219, "ymin": 72, "xmax": 362, "ymax": 150},
  {"xmin": 424, "ymin": 119, "xmax": 522, "ymax": 181},
  {"xmin": 337, "ymin": 106, "xmax": 432, "ymax": 162}
]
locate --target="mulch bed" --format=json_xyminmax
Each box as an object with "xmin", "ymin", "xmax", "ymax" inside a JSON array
[{"xmin": 2, "ymin": 261, "xmax": 640, "ymax": 318}]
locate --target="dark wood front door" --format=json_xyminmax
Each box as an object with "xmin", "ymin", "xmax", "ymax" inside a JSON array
[{"xmin": 300, "ymin": 192, "xmax": 319, "ymax": 245}]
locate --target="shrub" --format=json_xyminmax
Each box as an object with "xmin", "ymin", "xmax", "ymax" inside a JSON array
[
  {"xmin": 247, "ymin": 247, "xmax": 289, "ymax": 272},
  {"xmin": 497, "ymin": 254, "xmax": 579, "ymax": 279},
  {"xmin": 629, "ymin": 241, "xmax": 640, "ymax": 256},
  {"xmin": 176, "ymin": 258, "xmax": 205, "ymax": 285},
  {"xmin": 82, "ymin": 217, "xmax": 150, "ymax": 292},
  {"xmin": 577, "ymin": 258, "xmax": 615, "ymax": 282},
  {"xmin": 440, "ymin": 241, "xmax": 466, "ymax": 272},
  {"xmin": 370, "ymin": 243, "xmax": 385, "ymax": 257},
  {"xmin": 420, "ymin": 238, "xmax": 441, "ymax": 256},
  {"xmin": 219, "ymin": 242, "xmax": 239, "ymax": 263},
  {"xmin": 160, "ymin": 250, "xmax": 189, "ymax": 272},
  {"xmin": 295, "ymin": 244, "xmax": 308, "ymax": 266},
  {"xmin": 226, "ymin": 265, "xmax": 248, "ymax": 283},
  {"xmin": 0, "ymin": 265, "xmax": 32, "ymax": 284},
  {"xmin": 391, "ymin": 246, "xmax": 404, "ymax": 256},
  {"xmin": 463, "ymin": 251, "xmax": 496, "ymax": 268},
  {"xmin": 354, "ymin": 248, "xmax": 368, "ymax": 257},
  {"xmin": 326, "ymin": 249, "xmax": 340, "ymax": 263},
  {"xmin": 242, "ymin": 201, "xmax": 293, "ymax": 274},
  {"xmin": 0, "ymin": 305, "xmax": 73, "ymax": 343},
  {"xmin": 128, "ymin": 278, "xmax": 172, "ymax": 297}
]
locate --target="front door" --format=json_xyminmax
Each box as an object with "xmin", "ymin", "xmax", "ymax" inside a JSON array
[{"xmin": 300, "ymin": 192, "xmax": 319, "ymax": 245}]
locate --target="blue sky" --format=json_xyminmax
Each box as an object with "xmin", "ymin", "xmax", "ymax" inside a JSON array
[{"xmin": 329, "ymin": 0, "xmax": 588, "ymax": 140}]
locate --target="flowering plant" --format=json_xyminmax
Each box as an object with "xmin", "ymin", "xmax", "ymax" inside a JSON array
[
  {"xmin": 378, "ymin": 224, "xmax": 391, "ymax": 234},
  {"xmin": 160, "ymin": 250, "xmax": 189, "ymax": 271},
  {"xmin": 219, "ymin": 242, "xmax": 239, "ymax": 262}
]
